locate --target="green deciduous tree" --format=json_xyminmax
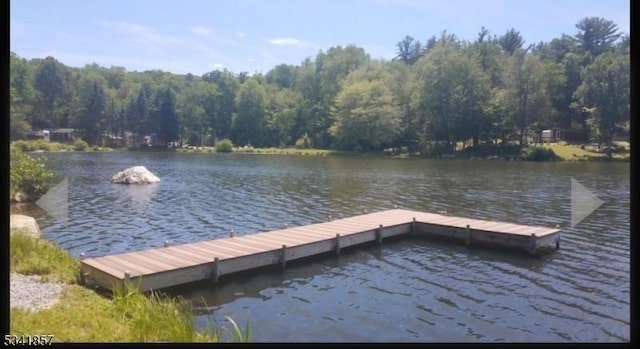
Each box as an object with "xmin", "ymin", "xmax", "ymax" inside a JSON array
[
  {"xmin": 264, "ymin": 85, "xmax": 303, "ymax": 146},
  {"xmin": 537, "ymin": 34, "xmax": 579, "ymax": 63},
  {"xmin": 413, "ymin": 43, "xmax": 490, "ymax": 152},
  {"xmin": 232, "ymin": 78, "xmax": 267, "ymax": 146},
  {"xmin": 202, "ymin": 69, "xmax": 239, "ymax": 140},
  {"xmin": 574, "ymin": 52, "xmax": 629, "ymax": 149},
  {"xmin": 330, "ymin": 63, "xmax": 402, "ymax": 149},
  {"xmin": 330, "ymin": 63, "xmax": 402, "ymax": 150},
  {"xmin": 33, "ymin": 56, "xmax": 69, "ymax": 129},
  {"xmin": 265, "ymin": 64, "xmax": 296, "ymax": 89},
  {"xmin": 10, "ymin": 52, "xmax": 36, "ymax": 139},
  {"xmin": 497, "ymin": 51, "xmax": 551, "ymax": 145},
  {"xmin": 313, "ymin": 45, "xmax": 370, "ymax": 147},
  {"xmin": 386, "ymin": 61, "xmax": 419, "ymax": 151}
]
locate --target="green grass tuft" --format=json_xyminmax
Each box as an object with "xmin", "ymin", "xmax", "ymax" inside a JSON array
[
  {"xmin": 10, "ymin": 285, "xmax": 130, "ymax": 342},
  {"xmin": 10, "ymin": 233, "xmax": 79, "ymax": 283},
  {"xmin": 112, "ymin": 285, "xmax": 219, "ymax": 342}
]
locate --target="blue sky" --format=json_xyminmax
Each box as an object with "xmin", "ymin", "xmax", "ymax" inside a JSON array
[{"xmin": 10, "ymin": 0, "xmax": 630, "ymax": 76}]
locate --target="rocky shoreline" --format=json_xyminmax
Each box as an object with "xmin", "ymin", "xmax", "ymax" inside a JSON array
[{"xmin": 10, "ymin": 273, "xmax": 66, "ymax": 312}]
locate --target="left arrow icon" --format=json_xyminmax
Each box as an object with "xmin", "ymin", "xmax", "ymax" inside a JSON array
[{"xmin": 36, "ymin": 176, "xmax": 69, "ymax": 227}]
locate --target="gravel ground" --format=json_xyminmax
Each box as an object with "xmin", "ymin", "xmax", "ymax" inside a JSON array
[{"xmin": 10, "ymin": 273, "xmax": 66, "ymax": 312}]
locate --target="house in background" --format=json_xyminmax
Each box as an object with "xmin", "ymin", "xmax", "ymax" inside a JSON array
[
  {"xmin": 101, "ymin": 133, "xmax": 131, "ymax": 148},
  {"xmin": 51, "ymin": 128, "xmax": 77, "ymax": 143},
  {"xmin": 539, "ymin": 128, "xmax": 589, "ymax": 144},
  {"xmin": 144, "ymin": 133, "xmax": 165, "ymax": 147},
  {"xmin": 27, "ymin": 130, "xmax": 50, "ymax": 141},
  {"xmin": 27, "ymin": 129, "xmax": 77, "ymax": 143}
]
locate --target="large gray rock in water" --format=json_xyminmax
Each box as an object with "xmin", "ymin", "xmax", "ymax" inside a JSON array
[
  {"xmin": 10, "ymin": 214, "xmax": 41, "ymax": 238},
  {"xmin": 111, "ymin": 166, "xmax": 160, "ymax": 184}
]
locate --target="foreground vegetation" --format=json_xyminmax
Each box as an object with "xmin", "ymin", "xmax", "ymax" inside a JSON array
[
  {"xmin": 9, "ymin": 233, "xmax": 250, "ymax": 343},
  {"xmin": 10, "ymin": 17, "xmax": 628, "ymax": 155},
  {"xmin": 9, "ymin": 147, "xmax": 54, "ymax": 202}
]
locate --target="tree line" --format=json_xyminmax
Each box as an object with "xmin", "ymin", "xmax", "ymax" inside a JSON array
[{"xmin": 10, "ymin": 17, "xmax": 629, "ymax": 153}]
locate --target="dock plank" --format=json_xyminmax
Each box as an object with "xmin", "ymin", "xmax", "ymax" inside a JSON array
[
  {"xmin": 154, "ymin": 247, "xmax": 214, "ymax": 264},
  {"xmin": 135, "ymin": 250, "xmax": 195, "ymax": 269},
  {"xmin": 244, "ymin": 234, "xmax": 310, "ymax": 248},
  {"xmin": 108, "ymin": 253, "xmax": 172, "ymax": 274},
  {"xmin": 210, "ymin": 239, "xmax": 274, "ymax": 254},
  {"xmin": 259, "ymin": 230, "xmax": 332, "ymax": 245},
  {"xmin": 170, "ymin": 245, "xmax": 232, "ymax": 261}
]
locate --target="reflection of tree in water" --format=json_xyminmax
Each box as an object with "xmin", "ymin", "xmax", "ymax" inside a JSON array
[{"xmin": 121, "ymin": 183, "xmax": 159, "ymax": 208}]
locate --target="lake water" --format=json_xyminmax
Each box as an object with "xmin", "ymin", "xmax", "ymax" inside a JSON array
[{"xmin": 14, "ymin": 152, "xmax": 630, "ymax": 342}]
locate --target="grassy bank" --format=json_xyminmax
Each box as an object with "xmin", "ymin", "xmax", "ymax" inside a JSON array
[
  {"xmin": 233, "ymin": 147, "xmax": 353, "ymax": 156},
  {"xmin": 9, "ymin": 232, "xmax": 250, "ymax": 343},
  {"xmin": 175, "ymin": 145, "xmax": 355, "ymax": 156},
  {"xmin": 447, "ymin": 142, "xmax": 630, "ymax": 162},
  {"xmin": 540, "ymin": 142, "xmax": 630, "ymax": 161},
  {"xmin": 11, "ymin": 140, "xmax": 126, "ymax": 153},
  {"xmin": 11, "ymin": 139, "xmax": 630, "ymax": 162}
]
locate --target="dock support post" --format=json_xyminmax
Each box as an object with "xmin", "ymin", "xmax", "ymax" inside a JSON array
[
  {"xmin": 164, "ymin": 240, "xmax": 170, "ymax": 248},
  {"xmin": 412, "ymin": 218, "xmax": 416, "ymax": 236},
  {"xmin": 465, "ymin": 225, "xmax": 472, "ymax": 246},
  {"xmin": 529, "ymin": 233, "xmax": 537, "ymax": 256},
  {"xmin": 123, "ymin": 271, "xmax": 131, "ymax": 291},
  {"xmin": 280, "ymin": 245, "xmax": 287, "ymax": 268},
  {"xmin": 555, "ymin": 235, "xmax": 560, "ymax": 249},
  {"xmin": 335, "ymin": 234, "xmax": 341, "ymax": 255},
  {"xmin": 212, "ymin": 257, "xmax": 220, "ymax": 282},
  {"xmin": 376, "ymin": 224, "xmax": 383, "ymax": 244},
  {"xmin": 79, "ymin": 253, "xmax": 86, "ymax": 284}
]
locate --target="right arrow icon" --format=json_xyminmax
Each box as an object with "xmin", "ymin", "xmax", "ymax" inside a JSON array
[{"xmin": 571, "ymin": 177, "xmax": 604, "ymax": 228}]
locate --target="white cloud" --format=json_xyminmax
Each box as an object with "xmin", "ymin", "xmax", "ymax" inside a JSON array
[
  {"xmin": 191, "ymin": 26, "xmax": 212, "ymax": 36},
  {"xmin": 211, "ymin": 63, "xmax": 224, "ymax": 70},
  {"xmin": 269, "ymin": 37, "xmax": 316, "ymax": 48},
  {"xmin": 236, "ymin": 31, "xmax": 246, "ymax": 38}
]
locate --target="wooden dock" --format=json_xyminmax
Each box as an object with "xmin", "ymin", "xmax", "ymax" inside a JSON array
[{"xmin": 80, "ymin": 209, "xmax": 561, "ymax": 292}]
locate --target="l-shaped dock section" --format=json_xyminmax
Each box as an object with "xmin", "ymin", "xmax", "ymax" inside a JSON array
[{"xmin": 80, "ymin": 209, "xmax": 561, "ymax": 291}]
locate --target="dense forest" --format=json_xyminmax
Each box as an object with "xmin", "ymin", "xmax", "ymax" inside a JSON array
[{"xmin": 10, "ymin": 17, "xmax": 629, "ymax": 153}]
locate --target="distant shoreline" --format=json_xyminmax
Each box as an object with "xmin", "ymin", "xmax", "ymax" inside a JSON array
[{"xmin": 11, "ymin": 141, "xmax": 630, "ymax": 162}]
